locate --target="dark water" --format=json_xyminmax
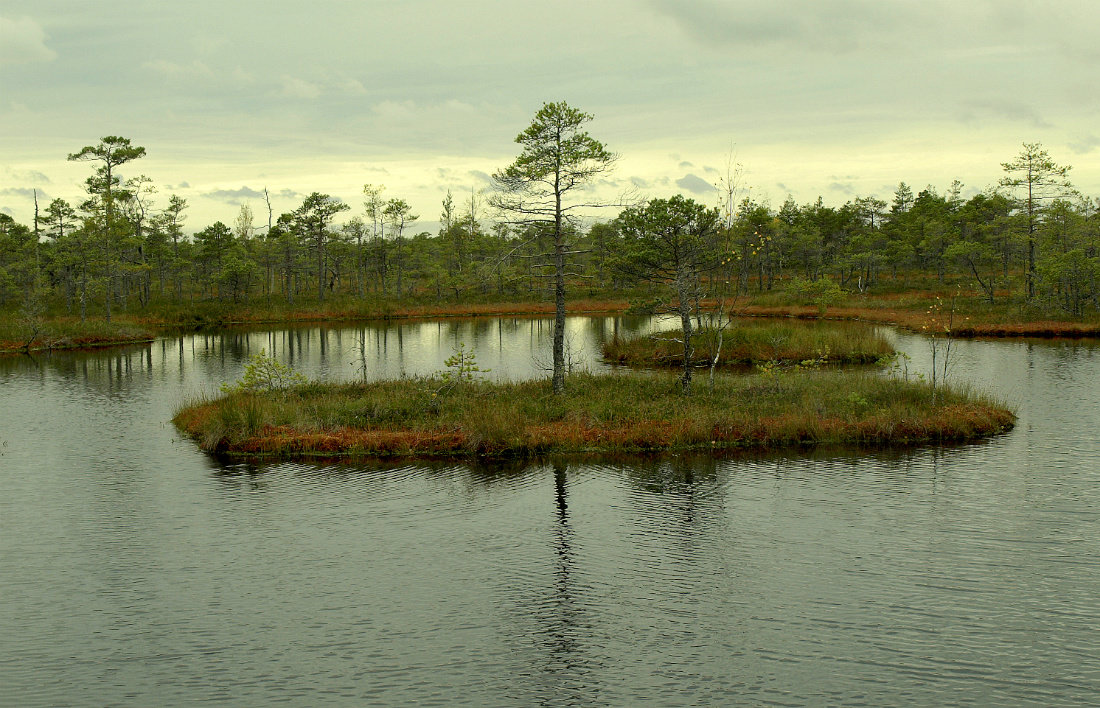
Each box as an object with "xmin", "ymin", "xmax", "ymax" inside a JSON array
[{"xmin": 1, "ymin": 316, "xmax": 1098, "ymax": 707}]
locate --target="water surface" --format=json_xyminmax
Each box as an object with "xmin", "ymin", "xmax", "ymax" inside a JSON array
[{"xmin": 1, "ymin": 316, "xmax": 1098, "ymax": 706}]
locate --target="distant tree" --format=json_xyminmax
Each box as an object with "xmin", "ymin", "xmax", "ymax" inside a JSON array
[
  {"xmin": 945, "ymin": 192, "xmax": 1013, "ymax": 303},
  {"xmin": 849, "ymin": 196, "xmax": 888, "ymax": 290},
  {"xmin": 383, "ymin": 197, "xmax": 417, "ymax": 297},
  {"xmin": 1037, "ymin": 198, "xmax": 1097, "ymax": 314},
  {"xmin": 362, "ymin": 183, "xmax": 387, "ymax": 293},
  {"xmin": 342, "ymin": 216, "xmax": 368, "ymax": 296},
  {"xmin": 270, "ymin": 213, "xmax": 301, "ymax": 305},
  {"xmin": 295, "ymin": 193, "xmax": 349, "ymax": 302},
  {"xmin": 613, "ymin": 195, "xmax": 720, "ymax": 394},
  {"xmin": 999, "ymin": 142, "xmax": 1075, "ymax": 299},
  {"xmin": 490, "ymin": 101, "xmax": 617, "ymax": 394},
  {"xmin": 193, "ymin": 221, "xmax": 233, "ymax": 298},
  {"xmin": 0, "ymin": 214, "xmax": 35, "ymax": 306},
  {"xmin": 67, "ymin": 136, "xmax": 146, "ymax": 321},
  {"xmin": 155, "ymin": 194, "xmax": 188, "ymax": 300},
  {"xmin": 119, "ymin": 174, "xmax": 158, "ymax": 307}
]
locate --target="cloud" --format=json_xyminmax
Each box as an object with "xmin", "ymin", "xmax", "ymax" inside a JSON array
[
  {"xmin": 678, "ymin": 160, "xmax": 695, "ymax": 169},
  {"xmin": 0, "ymin": 16, "xmax": 56, "ymax": 68},
  {"xmin": 676, "ymin": 173, "xmax": 716, "ymax": 194},
  {"xmin": 443, "ymin": 99, "xmax": 476, "ymax": 114},
  {"xmin": 0, "ymin": 187, "xmax": 45, "ymax": 199},
  {"xmin": 630, "ymin": 176, "xmax": 651, "ymax": 188},
  {"xmin": 957, "ymin": 99, "xmax": 1052, "ymax": 129},
  {"xmin": 280, "ymin": 75, "xmax": 322, "ymax": 99},
  {"xmin": 828, "ymin": 182, "xmax": 855, "ymax": 195},
  {"xmin": 372, "ymin": 100, "xmax": 417, "ymax": 119},
  {"xmin": 646, "ymin": 0, "xmax": 960, "ymax": 55},
  {"xmin": 203, "ymin": 186, "xmax": 267, "ymax": 202},
  {"xmin": 1068, "ymin": 134, "xmax": 1100, "ymax": 155},
  {"xmin": 6, "ymin": 168, "xmax": 50, "ymax": 184},
  {"xmin": 339, "ymin": 78, "xmax": 367, "ymax": 95},
  {"xmin": 468, "ymin": 170, "xmax": 493, "ymax": 184},
  {"xmin": 142, "ymin": 59, "xmax": 215, "ymax": 80}
]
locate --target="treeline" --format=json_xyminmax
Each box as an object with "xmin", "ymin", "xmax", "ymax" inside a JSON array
[{"xmin": 1, "ymin": 138, "xmax": 1098, "ymax": 319}]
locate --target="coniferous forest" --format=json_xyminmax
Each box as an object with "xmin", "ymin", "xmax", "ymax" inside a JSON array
[{"xmin": 1, "ymin": 127, "xmax": 1097, "ymax": 337}]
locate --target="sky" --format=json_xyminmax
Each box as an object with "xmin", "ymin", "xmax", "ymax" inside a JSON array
[{"xmin": 2, "ymin": 0, "xmax": 1098, "ymax": 233}]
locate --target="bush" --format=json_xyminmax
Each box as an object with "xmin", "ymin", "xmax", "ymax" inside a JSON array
[
  {"xmin": 221, "ymin": 349, "xmax": 307, "ymax": 395},
  {"xmin": 789, "ymin": 276, "xmax": 845, "ymax": 314}
]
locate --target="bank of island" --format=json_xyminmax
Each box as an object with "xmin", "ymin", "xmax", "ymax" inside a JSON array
[{"xmin": 173, "ymin": 326, "xmax": 1014, "ymax": 460}]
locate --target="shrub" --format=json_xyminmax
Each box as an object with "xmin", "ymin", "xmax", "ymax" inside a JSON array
[{"xmin": 221, "ymin": 349, "xmax": 307, "ymax": 395}]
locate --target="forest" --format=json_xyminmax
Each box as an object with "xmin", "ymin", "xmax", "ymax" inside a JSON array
[{"xmin": 1, "ymin": 133, "xmax": 1096, "ymax": 329}]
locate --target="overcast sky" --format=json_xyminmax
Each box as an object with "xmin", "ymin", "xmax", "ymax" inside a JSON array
[{"xmin": 2, "ymin": 0, "xmax": 1097, "ymax": 232}]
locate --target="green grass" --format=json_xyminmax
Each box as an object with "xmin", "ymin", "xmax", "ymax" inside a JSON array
[
  {"xmin": 173, "ymin": 370, "xmax": 1015, "ymax": 460},
  {"xmin": 603, "ymin": 322, "xmax": 895, "ymax": 367},
  {"xmin": 0, "ymin": 316, "xmax": 154, "ymax": 353}
]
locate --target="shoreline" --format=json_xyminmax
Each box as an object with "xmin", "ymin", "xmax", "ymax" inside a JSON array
[{"xmin": 6, "ymin": 292, "xmax": 1100, "ymax": 355}]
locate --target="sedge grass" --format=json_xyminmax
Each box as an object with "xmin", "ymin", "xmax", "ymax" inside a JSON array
[
  {"xmin": 0, "ymin": 316, "xmax": 154, "ymax": 354},
  {"xmin": 603, "ymin": 322, "xmax": 895, "ymax": 368},
  {"xmin": 173, "ymin": 370, "xmax": 1015, "ymax": 460}
]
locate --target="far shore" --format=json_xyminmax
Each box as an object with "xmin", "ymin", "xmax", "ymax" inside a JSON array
[{"xmin": 5, "ymin": 289, "xmax": 1100, "ymax": 355}]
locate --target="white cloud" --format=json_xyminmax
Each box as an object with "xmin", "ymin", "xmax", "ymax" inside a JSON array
[
  {"xmin": 143, "ymin": 59, "xmax": 216, "ymax": 80},
  {"xmin": 0, "ymin": 16, "xmax": 56, "ymax": 67},
  {"xmin": 280, "ymin": 75, "xmax": 322, "ymax": 99},
  {"xmin": 372, "ymin": 100, "xmax": 417, "ymax": 119},
  {"xmin": 339, "ymin": 78, "xmax": 367, "ymax": 95}
]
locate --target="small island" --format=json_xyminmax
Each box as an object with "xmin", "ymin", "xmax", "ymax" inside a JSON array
[
  {"xmin": 173, "ymin": 366, "xmax": 1015, "ymax": 460},
  {"xmin": 602, "ymin": 321, "xmax": 895, "ymax": 368}
]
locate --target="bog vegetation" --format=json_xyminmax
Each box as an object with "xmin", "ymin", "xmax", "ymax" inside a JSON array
[
  {"xmin": 603, "ymin": 322, "xmax": 894, "ymax": 368},
  {"xmin": 2, "ymin": 107, "xmax": 1097, "ymax": 364},
  {"xmin": 174, "ymin": 363, "xmax": 1014, "ymax": 460}
]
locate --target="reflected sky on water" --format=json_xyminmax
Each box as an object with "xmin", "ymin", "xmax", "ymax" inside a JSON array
[{"xmin": 2, "ymin": 316, "xmax": 1098, "ymax": 706}]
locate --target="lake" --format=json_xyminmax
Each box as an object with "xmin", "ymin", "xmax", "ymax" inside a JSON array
[{"xmin": 1, "ymin": 315, "xmax": 1098, "ymax": 706}]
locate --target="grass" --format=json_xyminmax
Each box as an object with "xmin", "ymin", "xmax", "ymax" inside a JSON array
[
  {"xmin": 7, "ymin": 278, "xmax": 1100, "ymax": 356},
  {"xmin": 0, "ymin": 296, "xmax": 625, "ymax": 355},
  {"xmin": 0, "ymin": 316, "xmax": 155, "ymax": 354},
  {"xmin": 173, "ymin": 370, "xmax": 1015, "ymax": 460},
  {"xmin": 602, "ymin": 322, "xmax": 895, "ymax": 367}
]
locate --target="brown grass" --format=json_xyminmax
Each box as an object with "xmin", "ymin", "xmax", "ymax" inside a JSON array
[{"xmin": 173, "ymin": 371, "xmax": 1015, "ymax": 461}]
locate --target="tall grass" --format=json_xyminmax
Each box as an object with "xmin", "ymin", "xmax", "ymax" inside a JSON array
[
  {"xmin": 174, "ymin": 370, "xmax": 1015, "ymax": 459},
  {"xmin": 0, "ymin": 316, "xmax": 154, "ymax": 353},
  {"xmin": 603, "ymin": 322, "xmax": 894, "ymax": 367}
]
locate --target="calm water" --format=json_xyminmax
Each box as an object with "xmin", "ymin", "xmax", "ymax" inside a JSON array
[{"xmin": 1, "ymin": 316, "xmax": 1098, "ymax": 707}]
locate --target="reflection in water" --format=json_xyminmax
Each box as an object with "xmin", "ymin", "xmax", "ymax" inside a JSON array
[{"xmin": 531, "ymin": 464, "xmax": 594, "ymax": 706}]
